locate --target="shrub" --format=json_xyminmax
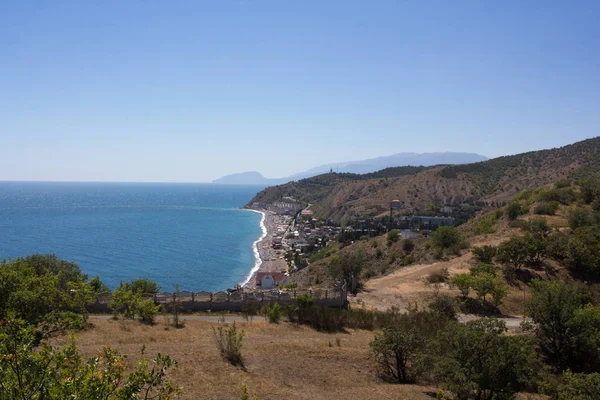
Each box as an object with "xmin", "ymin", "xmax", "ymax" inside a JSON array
[
  {"xmin": 137, "ymin": 297, "xmax": 161, "ymax": 324},
  {"xmin": 552, "ymin": 371, "xmax": 600, "ymax": 400},
  {"xmin": 266, "ymin": 302, "xmax": 281, "ymax": 323},
  {"xmin": 539, "ymin": 188, "xmax": 577, "ymax": 205},
  {"xmin": 427, "ymin": 268, "xmax": 449, "ymax": 284},
  {"xmin": 429, "ymin": 295, "xmax": 457, "ymax": 321},
  {"xmin": 474, "ymin": 214, "xmax": 496, "ymax": 235},
  {"xmin": 430, "ymin": 226, "xmax": 462, "ymax": 251},
  {"xmin": 568, "ymin": 207, "xmax": 592, "ymax": 229},
  {"xmin": 213, "ymin": 322, "xmax": 244, "ymax": 367},
  {"xmin": 522, "ymin": 217, "xmax": 551, "ymax": 236},
  {"xmin": 434, "ymin": 319, "xmax": 540, "ymax": 400},
  {"xmin": 470, "ymin": 263, "xmax": 497, "ymax": 276},
  {"xmin": 534, "ymin": 201, "xmax": 560, "ymax": 215},
  {"xmin": 507, "ymin": 202, "xmax": 525, "ymax": 221},
  {"xmin": 472, "ymin": 245, "xmax": 497, "ymax": 264},
  {"xmin": 402, "ymin": 239, "xmax": 415, "ymax": 254},
  {"xmin": 387, "ymin": 230, "xmax": 400, "ymax": 245}
]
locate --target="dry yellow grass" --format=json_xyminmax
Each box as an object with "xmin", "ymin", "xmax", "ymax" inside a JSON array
[{"xmin": 53, "ymin": 318, "xmax": 437, "ymax": 400}]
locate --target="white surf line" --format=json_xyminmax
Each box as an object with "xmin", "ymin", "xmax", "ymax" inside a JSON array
[{"xmin": 241, "ymin": 209, "xmax": 267, "ymax": 287}]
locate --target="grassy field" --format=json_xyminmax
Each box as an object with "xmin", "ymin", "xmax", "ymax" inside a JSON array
[{"xmin": 53, "ymin": 318, "xmax": 437, "ymax": 400}]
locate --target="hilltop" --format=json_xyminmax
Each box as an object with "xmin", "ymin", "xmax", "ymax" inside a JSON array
[
  {"xmin": 247, "ymin": 137, "xmax": 600, "ymax": 223},
  {"xmin": 214, "ymin": 152, "xmax": 487, "ymax": 185}
]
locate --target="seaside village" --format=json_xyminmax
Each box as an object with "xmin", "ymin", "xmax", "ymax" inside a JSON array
[{"xmin": 245, "ymin": 197, "xmax": 457, "ymax": 291}]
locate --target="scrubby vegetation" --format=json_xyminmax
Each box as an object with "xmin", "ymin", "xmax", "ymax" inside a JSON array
[{"xmin": 0, "ymin": 255, "xmax": 178, "ymax": 399}]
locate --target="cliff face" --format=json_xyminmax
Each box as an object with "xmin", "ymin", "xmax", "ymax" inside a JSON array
[{"xmin": 247, "ymin": 137, "xmax": 600, "ymax": 223}]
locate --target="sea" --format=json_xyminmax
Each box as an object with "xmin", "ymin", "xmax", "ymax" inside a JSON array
[{"xmin": 0, "ymin": 181, "xmax": 266, "ymax": 292}]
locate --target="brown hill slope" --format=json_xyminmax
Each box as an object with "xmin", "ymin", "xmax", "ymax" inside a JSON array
[{"xmin": 247, "ymin": 137, "xmax": 600, "ymax": 223}]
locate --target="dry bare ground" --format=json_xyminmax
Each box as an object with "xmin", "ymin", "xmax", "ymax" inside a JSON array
[
  {"xmin": 55, "ymin": 319, "xmax": 437, "ymax": 400},
  {"xmin": 351, "ymin": 230, "xmax": 527, "ymax": 314}
]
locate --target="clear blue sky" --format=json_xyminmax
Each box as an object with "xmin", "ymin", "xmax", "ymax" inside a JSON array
[{"xmin": 1, "ymin": 1, "xmax": 599, "ymax": 182}]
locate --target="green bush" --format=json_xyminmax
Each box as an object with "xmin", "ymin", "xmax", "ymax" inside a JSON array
[
  {"xmin": 539, "ymin": 188, "xmax": 577, "ymax": 205},
  {"xmin": 472, "ymin": 245, "xmax": 497, "ymax": 264},
  {"xmin": 430, "ymin": 226, "xmax": 462, "ymax": 251},
  {"xmin": 266, "ymin": 302, "xmax": 281, "ymax": 323},
  {"xmin": 474, "ymin": 214, "xmax": 496, "ymax": 235},
  {"xmin": 568, "ymin": 207, "xmax": 592, "ymax": 229},
  {"xmin": 450, "ymin": 273, "xmax": 473, "ymax": 298},
  {"xmin": 387, "ymin": 230, "xmax": 400, "ymax": 245},
  {"xmin": 429, "ymin": 295, "xmax": 457, "ymax": 321},
  {"xmin": 534, "ymin": 201, "xmax": 560, "ymax": 215},
  {"xmin": 507, "ymin": 202, "xmax": 525, "ymax": 220}
]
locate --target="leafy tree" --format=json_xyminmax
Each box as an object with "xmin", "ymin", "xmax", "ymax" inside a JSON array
[
  {"xmin": 213, "ymin": 322, "xmax": 244, "ymax": 367},
  {"xmin": 472, "ymin": 245, "xmax": 496, "ymax": 264},
  {"xmin": 497, "ymin": 236, "xmax": 529, "ymax": 270},
  {"xmin": 553, "ymin": 372, "xmax": 600, "ymax": 400},
  {"xmin": 109, "ymin": 282, "xmax": 160, "ymax": 324},
  {"xmin": 450, "ymin": 273, "xmax": 473, "ymax": 298},
  {"xmin": 88, "ymin": 276, "xmax": 110, "ymax": 293},
  {"xmin": 525, "ymin": 280, "xmax": 598, "ymax": 373},
  {"xmin": 430, "ymin": 226, "xmax": 462, "ymax": 252},
  {"xmin": 472, "ymin": 273, "xmax": 496, "ymax": 303},
  {"xmin": 433, "ymin": 318, "xmax": 540, "ymax": 400},
  {"xmin": 490, "ymin": 275, "xmax": 509, "ymax": 307},
  {"xmin": 371, "ymin": 310, "xmax": 444, "ymax": 383},
  {"xmin": 327, "ymin": 251, "xmax": 365, "ymax": 292},
  {"xmin": 129, "ymin": 278, "xmax": 160, "ymax": 295}
]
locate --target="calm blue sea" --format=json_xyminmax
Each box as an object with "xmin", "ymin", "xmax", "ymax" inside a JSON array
[{"xmin": 0, "ymin": 182, "xmax": 264, "ymax": 292}]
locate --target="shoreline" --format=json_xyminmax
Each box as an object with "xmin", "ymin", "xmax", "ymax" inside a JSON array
[
  {"xmin": 240, "ymin": 208, "xmax": 290, "ymax": 289},
  {"xmin": 241, "ymin": 209, "xmax": 267, "ymax": 287}
]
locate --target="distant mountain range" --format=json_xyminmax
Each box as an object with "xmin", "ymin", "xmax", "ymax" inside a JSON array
[
  {"xmin": 213, "ymin": 152, "xmax": 489, "ymax": 185},
  {"xmin": 246, "ymin": 136, "xmax": 600, "ymax": 223}
]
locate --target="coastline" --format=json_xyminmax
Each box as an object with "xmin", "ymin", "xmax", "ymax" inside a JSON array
[
  {"xmin": 241, "ymin": 209, "xmax": 267, "ymax": 287},
  {"xmin": 241, "ymin": 208, "xmax": 290, "ymax": 289}
]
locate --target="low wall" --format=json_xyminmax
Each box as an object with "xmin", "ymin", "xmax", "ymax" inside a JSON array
[{"xmin": 87, "ymin": 289, "xmax": 347, "ymax": 314}]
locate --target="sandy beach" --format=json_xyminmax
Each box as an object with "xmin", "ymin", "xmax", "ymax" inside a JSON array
[{"xmin": 243, "ymin": 209, "xmax": 291, "ymax": 288}]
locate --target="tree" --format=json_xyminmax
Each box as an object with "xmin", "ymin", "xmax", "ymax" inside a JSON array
[
  {"xmin": 490, "ymin": 275, "xmax": 509, "ymax": 307},
  {"xmin": 430, "ymin": 226, "xmax": 462, "ymax": 252},
  {"xmin": 449, "ymin": 273, "xmax": 474, "ymax": 298},
  {"xmin": 109, "ymin": 282, "xmax": 160, "ymax": 324},
  {"xmin": 327, "ymin": 251, "xmax": 365, "ymax": 292},
  {"xmin": 472, "ymin": 272, "xmax": 496, "ymax": 303},
  {"xmin": 433, "ymin": 318, "xmax": 540, "ymax": 400},
  {"xmin": 526, "ymin": 280, "xmax": 592, "ymax": 373},
  {"xmin": 472, "ymin": 245, "xmax": 496, "ymax": 264},
  {"xmin": 569, "ymin": 207, "xmax": 592, "ymax": 230},
  {"xmin": 497, "ymin": 236, "xmax": 528, "ymax": 270},
  {"xmin": 371, "ymin": 311, "xmax": 443, "ymax": 383}
]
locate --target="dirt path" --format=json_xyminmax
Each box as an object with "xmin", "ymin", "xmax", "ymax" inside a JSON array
[{"xmin": 352, "ymin": 236, "xmax": 511, "ymax": 312}]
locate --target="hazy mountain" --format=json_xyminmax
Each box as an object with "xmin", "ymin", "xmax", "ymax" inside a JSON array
[
  {"xmin": 211, "ymin": 171, "xmax": 281, "ymax": 185},
  {"xmin": 213, "ymin": 152, "xmax": 488, "ymax": 185},
  {"xmin": 247, "ymin": 136, "xmax": 600, "ymax": 223}
]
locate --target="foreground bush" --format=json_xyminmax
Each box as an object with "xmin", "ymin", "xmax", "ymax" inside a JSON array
[
  {"xmin": 433, "ymin": 319, "xmax": 540, "ymax": 400},
  {"xmin": 213, "ymin": 322, "xmax": 244, "ymax": 367},
  {"xmin": 0, "ymin": 317, "xmax": 178, "ymax": 399},
  {"xmin": 266, "ymin": 302, "xmax": 281, "ymax": 323}
]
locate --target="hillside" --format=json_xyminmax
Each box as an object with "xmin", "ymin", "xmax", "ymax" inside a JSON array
[
  {"xmin": 215, "ymin": 152, "xmax": 486, "ymax": 185},
  {"xmin": 247, "ymin": 137, "xmax": 600, "ymax": 223}
]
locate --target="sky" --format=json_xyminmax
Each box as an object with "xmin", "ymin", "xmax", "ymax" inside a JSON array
[{"xmin": 1, "ymin": 1, "xmax": 599, "ymax": 182}]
